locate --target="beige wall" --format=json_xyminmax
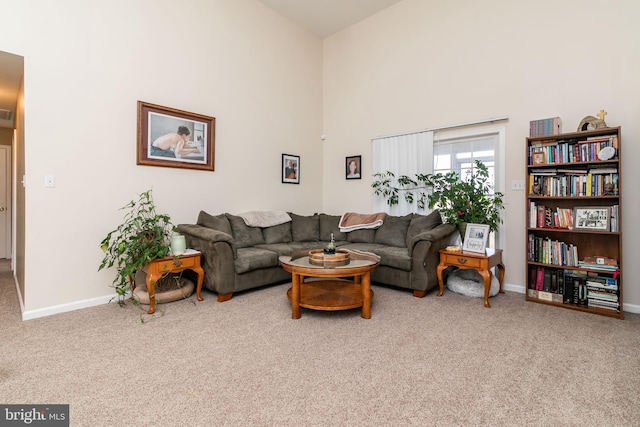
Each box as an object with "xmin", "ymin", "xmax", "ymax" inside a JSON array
[
  {"xmin": 0, "ymin": 0, "xmax": 323, "ymax": 316},
  {"xmin": 322, "ymin": 0, "xmax": 640, "ymax": 310}
]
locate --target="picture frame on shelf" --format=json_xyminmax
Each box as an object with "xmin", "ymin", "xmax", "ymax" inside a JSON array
[
  {"xmin": 282, "ymin": 154, "xmax": 300, "ymax": 184},
  {"xmin": 137, "ymin": 101, "xmax": 215, "ymax": 171},
  {"xmin": 532, "ymin": 151, "xmax": 546, "ymax": 165},
  {"xmin": 574, "ymin": 206, "xmax": 610, "ymax": 231},
  {"xmin": 462, "ymin": 223, "xmax": 490, "ymax": 253},
  {"xmin": 346, "ymin": 155, "xmax": 361, "ymax": 180}
]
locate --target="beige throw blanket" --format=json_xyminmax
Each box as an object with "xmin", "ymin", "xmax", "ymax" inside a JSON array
[
  {"xmin": 238, "ymin": 211, "xmax": 291, "ymax": 227},
  {"xmin": 339, "ymin": 212, "xmax": 386, "ymax": 232}
]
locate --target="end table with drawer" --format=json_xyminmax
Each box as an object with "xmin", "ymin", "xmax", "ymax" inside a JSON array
[
  {"xmin": 139, "ymin": 249, "xmax": 205, "ymax": 314},
  {"xmin": 436, "ymin": 248, "xmax": 505, "ymax": 308}
]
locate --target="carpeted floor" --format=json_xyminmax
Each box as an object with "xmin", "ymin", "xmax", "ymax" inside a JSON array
[{"xmin": 1, "ymin": 259, "xmax": 639, "ymax": 426}]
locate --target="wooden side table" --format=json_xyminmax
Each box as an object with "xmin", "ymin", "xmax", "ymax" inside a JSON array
[
  {"xmin": 139, "ymin": 249, "xmax": 205, "ymax": 314},
  {"xmin": 436, "ymin": 248, "xmax": 505, "ymax": 308}
]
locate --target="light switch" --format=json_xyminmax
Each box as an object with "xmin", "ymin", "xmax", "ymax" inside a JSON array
[
  {"xmin": 44, "ymin": 175, "xmax": 55, "ymax": 188},
  {"xmin": 511, "ymin": 180, "xmax": 525, "ymax": 191}
]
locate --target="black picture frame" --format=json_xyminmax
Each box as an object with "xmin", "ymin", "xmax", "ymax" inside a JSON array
[
  {"xmin": 282, "ymin": 154, "xmax": 300, "ymax": 184},
  {"xmin": 346, "ymin": 155, "xmax": 362, "ymax": 180}
]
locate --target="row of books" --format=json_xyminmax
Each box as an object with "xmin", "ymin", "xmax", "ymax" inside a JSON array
[
  {"xmin": 529, "ymin": 117, "xmax": 561, "ymax": 137},
  {"xmin": 528, "ymin": 135, "xmax": 618, "ymax": 165},
  {"xmin": 529, "ymin": 170, "xmax": 619, "ymax": 197},
  {"xmin": 528, "ymin": 203, "xmax": 619, "ymax": 232},
  {"xmin": 527, "ymin": 266, "xmax": 619, "ymax": 311},
  {"xmin": 528, "ymin": 203, "xmax": 574, "ymax": 229},
  {"xmin": 527, "ymin": 234, "xmax": 579, "ymax": 266}
]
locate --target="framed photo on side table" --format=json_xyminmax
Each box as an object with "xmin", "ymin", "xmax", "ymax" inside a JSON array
[
  {"xmin": 462, "ymin": 223, "xmax": 490, "ymax": 253},
  {"xmin": 137, "ymin": 101, "xmax": 215, "ymax": 171},
  {"xmin": 574, "ymin": 206, "xmax": 610, "ymax": 231},
  {"xmin": 282, "ymin": 154, "xmax": 300, "ymax": 184}
]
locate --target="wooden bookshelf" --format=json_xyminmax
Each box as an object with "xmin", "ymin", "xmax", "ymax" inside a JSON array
[{"xmin": 525, "ymin": 127, "xmax": 623, "ymax": 319}]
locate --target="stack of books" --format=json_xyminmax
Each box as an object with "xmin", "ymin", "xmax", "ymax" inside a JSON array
[{"xmin": 529, "ymin": 117, "xmax": 562, "ymax": 137}]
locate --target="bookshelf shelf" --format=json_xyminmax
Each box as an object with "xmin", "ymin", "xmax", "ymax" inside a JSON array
[{"xmin": 525, "ymin": 127, "xmax": 623, "ymax": 319}]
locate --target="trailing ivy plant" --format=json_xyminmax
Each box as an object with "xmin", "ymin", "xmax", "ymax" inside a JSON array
[
  {"xmin": 99, "ymin": 189, "xmax": 174, "ymax": 306},
  {"xmin": 372, "ymin": 160, "xmax": 504, "ymax": 232}
]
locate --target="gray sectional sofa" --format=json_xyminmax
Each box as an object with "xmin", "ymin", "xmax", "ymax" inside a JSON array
[{"xmin": 177, "ymin": 210, "xmax": 458, "ymax": 302}]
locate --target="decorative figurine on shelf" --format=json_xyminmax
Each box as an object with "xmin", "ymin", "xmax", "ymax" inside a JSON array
[
  {"xmin": 577, "ymin": 109, "xmax": 608, "ymax": 131},
  {"xmin": 324, "ymin": 233, "xmax": 336, "ymax": 255}
]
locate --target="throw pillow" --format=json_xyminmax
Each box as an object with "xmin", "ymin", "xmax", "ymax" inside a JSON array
[
  {"xmin": 319, "ymin": 214, "xmax": 347, "ymax": 241},
  {"xmin": 290, "ymin": 213, "xmax": 320, "ymax": 242},
  {"xmin": 263, "ymin": 222, "xmax": 293, "ymax": 244},
  {"xmin": 346, "ymin": 229, "xmax": 376, "ymax": 243},
  {"xmin": 406, "ymin": 210, "xmax": 443, "ymax": 246},
  {"xmin": 225, "ymin": 213, "xmax": 266, "ymax": 248},
  {"xmin": 197, "ymin": 211, "xmax": 233, "ymax": 236},
  {"xmin": 374, "ymin": 214, "xmax": 413, "ymax": 247}
]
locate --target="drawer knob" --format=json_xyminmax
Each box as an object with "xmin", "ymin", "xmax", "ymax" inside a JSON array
[{"xmin": 457, "ymin": 258, "xmax": 467, "ymax": 264}]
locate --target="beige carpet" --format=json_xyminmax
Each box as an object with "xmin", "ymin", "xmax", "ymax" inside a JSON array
[{"xmin": 1, "ymin": 259, "xmax": 639, "ymax": 426}]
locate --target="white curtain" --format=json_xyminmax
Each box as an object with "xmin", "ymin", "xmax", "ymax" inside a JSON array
[{"xmin": 372, "ymin": 131, "xmax": 434, "ymax": 215}]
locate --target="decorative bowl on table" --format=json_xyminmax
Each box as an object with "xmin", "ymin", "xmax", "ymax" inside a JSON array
[{"xmin": 308, "ymin": 249, "xmax": 350, "ymax": 267}]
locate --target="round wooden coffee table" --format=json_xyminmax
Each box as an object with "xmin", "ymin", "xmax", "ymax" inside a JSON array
[{"xmin": 279, "ymin": 255, "xmax": 379, "ymax": 319}]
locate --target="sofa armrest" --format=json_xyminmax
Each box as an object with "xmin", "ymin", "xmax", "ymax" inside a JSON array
[
  {"xmin": 177, "ymin": 224, "xmax": 237, "ymax": 257},
  {"xmin": 407, "ymin": 223, "xmax": 457, "ymax": 256},
  {"xmin": 176, "ymin": 224, "xmax": 238, "ymax": 296}
]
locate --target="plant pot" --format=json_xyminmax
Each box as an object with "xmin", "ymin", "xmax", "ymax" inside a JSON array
[
  {"xmin": 170, "ymin": 234, "xmax": 187, "ymax": 255},
  {"xmin": 457, "ymin": 223, "xmax": 467, "ymax": 243}
]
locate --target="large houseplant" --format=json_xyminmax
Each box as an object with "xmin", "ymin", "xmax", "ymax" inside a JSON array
[
  {"xmin": 372, "ymin": 160, "xmax": 504, "ymax": 233},
  {"xmin": 99, "ymin": 189, "xmax": 174, "ymax": 306}
]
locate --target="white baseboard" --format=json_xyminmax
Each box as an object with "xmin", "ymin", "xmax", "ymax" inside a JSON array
[
  {"xmin": 503, "ymin": 282, "xmax": 640, "ymax": 315},
  {"xmin": 21, "ymin": 294, "xmax": 114, "ymax": 321}
]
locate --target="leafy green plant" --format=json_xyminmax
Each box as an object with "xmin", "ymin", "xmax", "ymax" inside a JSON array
[
  {"xmin": 99, "ymin": 189, "xmax": 174, "ymax": 306},
  {"xmin": 372, "ymin": 160, "xmax": 504, "ymax": 232}
]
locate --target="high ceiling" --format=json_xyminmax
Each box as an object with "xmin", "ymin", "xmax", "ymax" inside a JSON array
[
  {"xmin": 0, "ymin": 0, "xmax": 404, "ymax": 129},
  {"xmin": 258, "ymin": 0, "xmax": 403, "ymax": 38}
]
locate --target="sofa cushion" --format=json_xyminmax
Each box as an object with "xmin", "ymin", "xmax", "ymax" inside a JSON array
[
  {"xmin": 197, "ymin": 211, "xmax": 233, "ymax": 236},
  {"xmin": 319, "ymin": 214, "xmax": 347, "ymax": 241},
  {"xmin": 262, "ymin": 222, "xmax": 293, "ymax": 244},
  {"xmin": 234, "ymin": 247, "xmax": 279, "ymax": 274},
  {"xmin": 340, "ymin": 243, "xmax": 412, "ymax": 271},
  {"xmin": 226, "ymin": 213, "xmax": 265, "ymax": 248},
  {"xmin": 347, "ymin": 228, "xmax": 376, "ymax": 243},
  {"xmin": 374, "ymin": 214, "xmax": 413, "ymax": 247},
  {"xmin": 290, "ymin": 213, "xmax": 320, "ymax": 242},
  {"xmin": 406, "ymin": 210, "xmax": 443, "ymax": 246}
]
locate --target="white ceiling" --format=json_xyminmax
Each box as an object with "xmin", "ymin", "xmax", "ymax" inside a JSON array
[
  {"xmin": 258, "ymin": 0, "xmax": 403, "ymax": 38},
  {"xmin": 0, "ymin": 1, "xmax": 404, "ymax": 129}
]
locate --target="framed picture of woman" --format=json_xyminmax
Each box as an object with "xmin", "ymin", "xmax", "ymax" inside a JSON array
[{"xmin": 346, "ymin": 155, "xmax": 361, "ymax": 180}]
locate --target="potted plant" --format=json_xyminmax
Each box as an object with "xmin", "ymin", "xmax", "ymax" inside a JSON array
[
  {"xmin": 99, "ymin": 189, "xmax": 174, "ymax": 306},
  {"xmin": 372, "ymin": 160, "xmax": 505, "ymax": 235}
]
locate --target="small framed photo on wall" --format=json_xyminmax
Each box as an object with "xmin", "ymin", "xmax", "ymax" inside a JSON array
[
  {"xmin": 282, "ymin": 154, "xmax": 300, "ymax": 184},
  {"xmin": 346, "ymin": 155, "xmax": 361, "ymax": 180}
]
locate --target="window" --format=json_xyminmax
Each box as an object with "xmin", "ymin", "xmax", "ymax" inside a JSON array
[
  {"xmin": 373, "ymin": 125, "xmax": 506, "ymax": 249},
  {"xmin": 433, "ymin": 129, "xmax": 504, "ymax": 248}
]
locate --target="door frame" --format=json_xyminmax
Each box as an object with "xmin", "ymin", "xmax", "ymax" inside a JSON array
[{"xmin": 0, "ymin": 145, "xmax": 11, "ymax": 259}]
